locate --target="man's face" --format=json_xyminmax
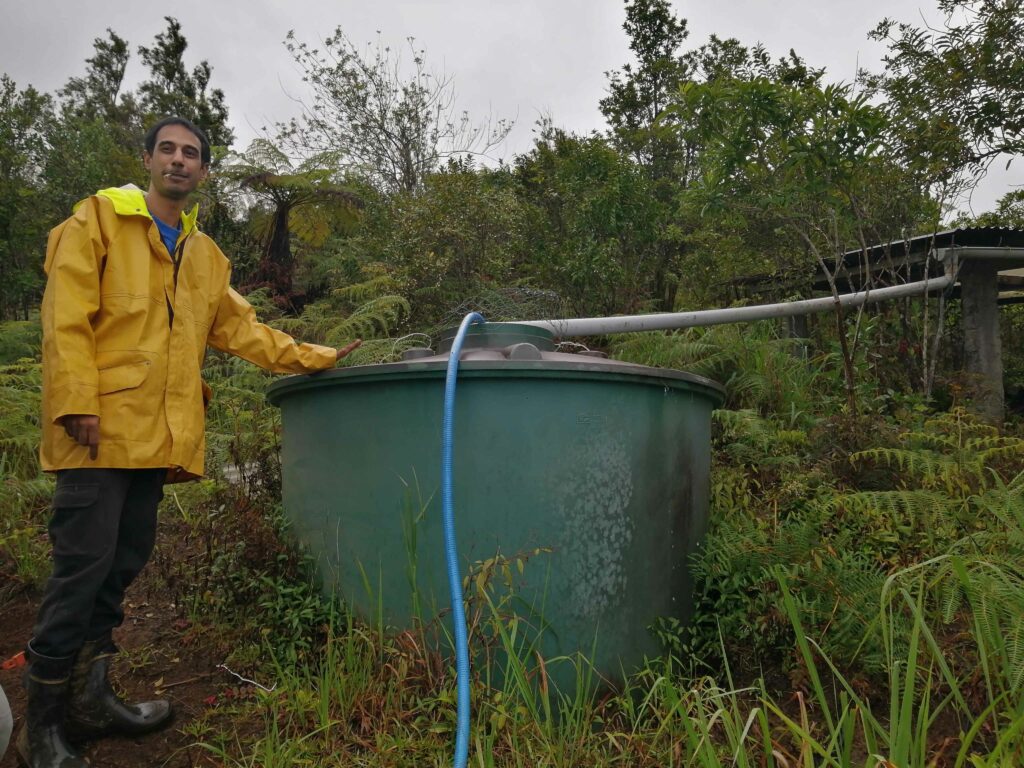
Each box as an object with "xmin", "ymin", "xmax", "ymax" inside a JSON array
[{"xmin": 143, "ymin": 124, "xmax": 209, "ymax": 201}]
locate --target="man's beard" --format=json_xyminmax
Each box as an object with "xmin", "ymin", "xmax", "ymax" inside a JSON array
[{"xmin": 159, "ymin": 182, "xmax": 192, "ymax": 201}]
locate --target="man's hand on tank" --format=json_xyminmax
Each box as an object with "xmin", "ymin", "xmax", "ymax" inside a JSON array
[
  {"xmin": 336, "ymin": 339, "xmax": 362, "ymax": 362},
  {"xmin": 63, "ymin": 414, "xmax": 100, "ymax": 459}
]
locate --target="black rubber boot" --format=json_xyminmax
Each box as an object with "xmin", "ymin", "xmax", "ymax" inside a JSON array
[
  {"xmin": 15, "ymin": 646, "xmax": 88, "ymax": 768},
  {"xmin": 65, "ymin": 638, "xmax": 172, "ymax": 742}
]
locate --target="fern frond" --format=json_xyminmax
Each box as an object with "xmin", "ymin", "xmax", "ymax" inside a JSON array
[
  {"xmin": 823, "ymin": 490, "xmax": 952, "ymax": 521},
  {"xmin": 231, "ymin": 138, "xmax": 292, "ymax": 174},
  {"xmin": 922, "ymin": 408, "xmax": 998, "ymax": 440},
  {"xmin": 976, "ymin": 442, "xmax": 1024, "ymax": 467},
  {"xmin": 908, "ymin": 432, "xmax": 961, "ymax": 452},
  {"xmin": 939, "ymin": 576, "xmax": 963, "ymax": 623},
  {"xmin": 332, "ymin": 276, "xmax": 405, "ymax": 305},
  {"xmin": 850, "ymin": 447, "xmax": 958, "ymax": 486},
  {"xmin": 965, "ymin": 435, "xmax": 1022, "ymax": 451},
  {"xmin": 1006, "ymin": 620, "xmax": 1024, "ymax": 694},
  {"xmin": 713, "ymin": 408, "xmax": 771, "ymax": 440},
  {"xmin": 324, "ymin": 296, "xmax": 411, "ymax": 343}
]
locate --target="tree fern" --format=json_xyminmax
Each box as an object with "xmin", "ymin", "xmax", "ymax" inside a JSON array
[{"xmin": 223, "ymin": 140, "xmax": 363, "ymax": 298}]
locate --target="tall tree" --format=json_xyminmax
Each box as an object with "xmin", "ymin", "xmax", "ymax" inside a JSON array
[
  {"xmin": 600, "ymin": 0, "xmax": 691, "ymax": 180},
  {"xmin": 515, "ymin": 125, "xmax": 660, "ymax": 317},
  {"xmin": 965, "ymin": 189, "xmax": 1024, "ymax": 229},
  {"xmin": 0, "ymin": 21, "xmax": 237, "ymax": 319},
  {"xmin": 600, "ymin": 0, "xmax": 824, "ymax": 311},
  {"xmin": 41, "ymin": 116, "xmax": 143, "ymax": 219},
  {"xmin": 602, "ymin": 3, "xmax": 823, "ymax": 182},
  {"xmin": 45, "ymin": 30, "xmax": 147, "ymax": 215},
  {"xmin": 59, "ymin": 29, "xmax": 134, "ymax": 124},
  {"xmin": 599, "ymin": 0, "xmax": 694, "ymax": 310},
  {"xmin": 672, "ymin": 77, "xmax": 933, "ymax": 410},
  {"xmin": 863, "ymin": 0, "xmax": 1024, "ymax": 203},
  {"xmin": 374, "ymin": 158, "xmax": 528, "ymax": 325},
  {"xmin": 0, "ymin": 77, "xmax": 52, "ymax": 320},
  {"xmin": 137, "ymin": 17, "xmax": 234, "ymax": 148},
  {"xmin": 279, "ymin": 30, "xmax": 511, "ymax": 193}
]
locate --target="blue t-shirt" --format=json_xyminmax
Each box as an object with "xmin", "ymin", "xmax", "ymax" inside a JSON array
[{"xmin": 150, "ymin": 210, "xmax": 181, "ymax": 257}]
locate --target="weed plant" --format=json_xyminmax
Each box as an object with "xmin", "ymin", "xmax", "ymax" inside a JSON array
[
  {"xmin": 191, "ymin": 546, "xmax": 1024, "ymax": 766},
  {"xmin": 0, "ymin": 339, "xmax": 52, "ymax": 593},
  {"xmin": 0, "ymin": 316, "xmax": 41, "ymax": 366}
]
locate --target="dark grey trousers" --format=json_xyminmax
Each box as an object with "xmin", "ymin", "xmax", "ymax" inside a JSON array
[{"xmin": 31, "ymin": 468, "xmax": 165, "ymax": 659}]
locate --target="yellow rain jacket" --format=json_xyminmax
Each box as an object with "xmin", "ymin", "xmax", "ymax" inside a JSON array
[{"xmin": 40, "ymin": 185, "xmax": 337, "ymax": 482}]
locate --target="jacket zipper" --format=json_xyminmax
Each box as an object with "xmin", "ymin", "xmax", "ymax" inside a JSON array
[{"xmin": 167, "ymin": 236, "xmax": 188, "ymax": 326}]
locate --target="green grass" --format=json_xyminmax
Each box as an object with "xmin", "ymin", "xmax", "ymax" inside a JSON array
[
  {"xmin": 184, "ymin": 554, "xmax": 1024, "ymax": 766},
  {"xmin": 178, "ymin": 456, "xmax": 1024, "ymax": 765}
]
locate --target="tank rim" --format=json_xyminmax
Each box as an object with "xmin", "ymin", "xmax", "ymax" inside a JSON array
[{"xmin": 267, "ymin": 359, "xmax": 725, "ymax": 407}]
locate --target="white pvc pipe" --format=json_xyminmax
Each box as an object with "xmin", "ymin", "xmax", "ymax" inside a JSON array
[
  {"xmin": 519, "ymin": 275, "xmax": 953, "ymax": 337},
  {"xmin": 938, "ymin": 247, "xmax": 1024, "ymax": 262}
]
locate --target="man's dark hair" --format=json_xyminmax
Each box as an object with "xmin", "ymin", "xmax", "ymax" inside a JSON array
[{"xmin": 144, "ymin": 117, "xmax": 212, "ymax": 165}]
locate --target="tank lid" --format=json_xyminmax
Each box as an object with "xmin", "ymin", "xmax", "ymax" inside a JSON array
[{"xmin": 436, "ymin": 322, "xmax": 555, "ymax": 353}]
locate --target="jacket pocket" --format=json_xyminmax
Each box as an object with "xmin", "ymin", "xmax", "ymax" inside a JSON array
[{"xmin": 97, "ymin": 361, "xmax": 151, "ymax": 395}]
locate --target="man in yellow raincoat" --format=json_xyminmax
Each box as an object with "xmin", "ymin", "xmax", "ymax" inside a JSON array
[{"xmin": 19, "ymin": 116, "xmax": 361, "ymax": 768}]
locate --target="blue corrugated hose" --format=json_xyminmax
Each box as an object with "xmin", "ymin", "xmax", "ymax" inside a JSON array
[{"xmin": 443, "ymin": 311, "xmax": 485, "ymax": 768}]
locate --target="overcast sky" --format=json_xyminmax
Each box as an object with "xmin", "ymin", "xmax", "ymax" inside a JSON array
[{"xmin": 2, "ymin": 0, "xmax": 1020, "ymax": 213}]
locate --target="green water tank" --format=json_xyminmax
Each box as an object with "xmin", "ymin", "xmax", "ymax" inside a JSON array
[{"xmin": 267, "ymin": 323, "xmax": 723, "ymax": 688}]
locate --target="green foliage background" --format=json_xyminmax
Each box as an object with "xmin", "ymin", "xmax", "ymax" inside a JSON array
[{"xmin": 4, "ymin": 0, "xmax": 1024, "ymax": 763}]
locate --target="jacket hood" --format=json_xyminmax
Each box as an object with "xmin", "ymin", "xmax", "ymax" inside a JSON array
[{"xmin": 75, "ymin": 185, "xmax": 199, "ymax": 235}]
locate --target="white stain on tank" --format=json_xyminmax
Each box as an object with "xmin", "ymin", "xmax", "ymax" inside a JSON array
[{"xmin": 557, "ymin": 430, "xmax": 634, "ymax": 619}]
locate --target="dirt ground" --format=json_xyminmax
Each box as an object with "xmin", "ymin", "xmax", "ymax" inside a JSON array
[{"xmin": 1, "ymin": 526, "xmax": 233, "ymax": 768}]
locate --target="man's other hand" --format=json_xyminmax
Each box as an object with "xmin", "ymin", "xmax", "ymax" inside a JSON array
[
  {"xmin": 336, "ymin": 339, "xmax": 362, "ymax": 362},
  {"xmin": 63, "ymin": 415, "xmax": 100, "ymax": 460}
]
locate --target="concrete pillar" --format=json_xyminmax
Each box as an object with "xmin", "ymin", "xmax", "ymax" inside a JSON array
[
  {"xmin": 785, "ymin": 312, "xmax": 810, "ymax": 360},
  {"xmin": 960, "ymin": 260, "xmax": 1004, "ymax": 426}
]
